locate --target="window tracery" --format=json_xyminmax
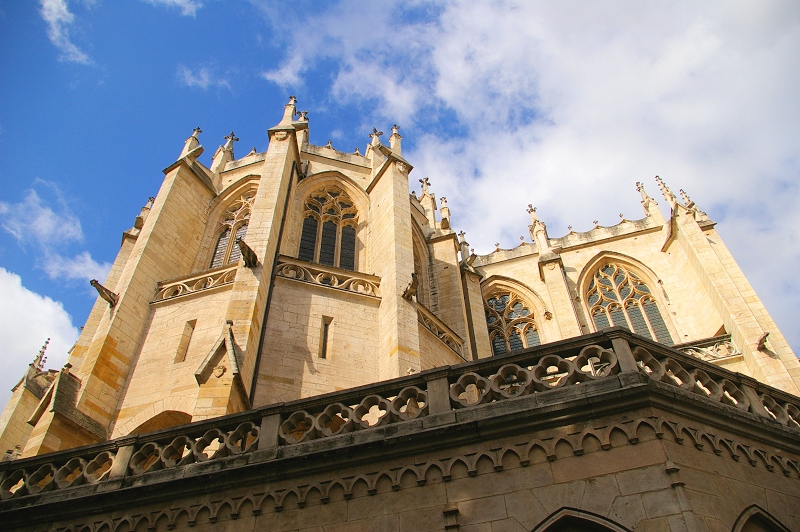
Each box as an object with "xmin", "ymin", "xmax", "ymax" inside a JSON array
[
  {"xmin": 298, "ymin": 186, "xmax": 358, "ymax": 271},
  {"xmin": 484, "ymin": 290, "xmax": 541, "ymax": 356},
  {"xmin": 586, "ymin": 262, "xmax": 673, "ymax": 345},
  {"xmin": 209, "ymin": 192, "xmax": 254, "ymax": 269}
]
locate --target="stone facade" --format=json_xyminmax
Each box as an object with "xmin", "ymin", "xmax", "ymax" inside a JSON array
[{"xmin": 0, "ymin": 98, "xmax": 798, "ymax": 530}]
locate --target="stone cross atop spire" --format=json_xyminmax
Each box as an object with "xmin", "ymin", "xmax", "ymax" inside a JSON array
[
  {"xmin": 419, "ymin": 177, "xmax": 431, "ymax": 196},
  {"xmin": 527, "ymin": 204, "xmax": 552, "ymax": 256},
  {"xmin": 277, "ymin": 96, "xmax": 298, "ymax": 126},
  {"xmin": 180, "ymin": 127, "xmax": 203, "ymax": 159},
  {"xmin": 223, "ymin": 131, "xmax": 239, "ymax": 151},
  {"xmin": 369, "ymin": 127, "xmax": 384, "ymax": 146},
  {"xmin": 390, "ymin": 124, "xmax": 402, "ymax": 154}
]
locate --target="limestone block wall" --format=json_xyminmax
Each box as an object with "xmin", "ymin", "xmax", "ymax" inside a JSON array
[
  {"xmin": 0, "ymin": 386, "xmax": 38, "ymax": 454},
  {"xmin": 417, "ymin": 324, "xmax": 464, "ymax": 371},
  {"xmin": 109, "ymin": 287, "xmax": 238, "ymax": 439},
  {"xmin": 252, "ymin": 279, "xmax": 380, "ymax": 406}
]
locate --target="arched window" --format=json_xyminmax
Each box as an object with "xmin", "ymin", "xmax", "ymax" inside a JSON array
[
  {"xmin": 586, "ymin": 263, "xmax": 672, "ymax": 345},
  {"xmin": 209, "ymin": 192, "xmax": 254, "ymax": 269},
  {"xmin": 297, "ymin": 186, "xmax": 359, "ymax": 271},
  {"xmin": 484, "ymin": 290, "xmax": 541, "ymax": 356}
]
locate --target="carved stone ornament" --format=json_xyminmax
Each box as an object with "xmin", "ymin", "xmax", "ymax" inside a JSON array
[
  {"xmin": 213, "ymin": 366, "xmax": 226, "ymax": 378},
  {"xmin": 396, "ymin": 162, "xmax": 407, "ymax": 174},
  {"xmin": 273, "ymin": 131, "xmax": 289, "ymax": 141}
]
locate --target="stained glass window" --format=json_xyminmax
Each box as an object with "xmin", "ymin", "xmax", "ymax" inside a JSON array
[
  {"xmin": 586, "ymin": 263, "xmax": 673, "ymax": 345},
  {"xmin": 209, "ymin": 191, "xmax": 255, "ymax": 268},
  {"xmin": 485, "ymin": 290, "xmax": 542, "ymax": 355},
  {"xmin": 297, "ymin": 186, "xmax": 359, "ymax": 270}
]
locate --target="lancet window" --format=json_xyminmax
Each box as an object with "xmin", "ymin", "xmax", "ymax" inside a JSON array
[
  {"xmin": 298, "ymin": 186, "xmax": 358, "ymax": 271},
  {"xmin": 209, "ymin": 192, "xmax": 254, "ymax": 269},
  {"xmin": 484, "ymin": 290, "xmax": 541, "ymax": 356},
  {"xmin": 586, "ymin": 263, "xmax": 673, "ymax": 345}
]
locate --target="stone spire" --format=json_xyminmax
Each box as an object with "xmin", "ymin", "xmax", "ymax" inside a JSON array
[
  {"xmin": 32, "ymin": 339, "xmax": 49, "ymax": 372},
  {"xmin": 439, "ymin": 196, "xmax": 451, "ymax": 230},
  {"xmin": 277, "ymin": 96, "xmax": 298, "ymax": 126},
  {"xmin": 636, "ymin": 181, "xmax": 664, "ymax": 223},
  {"xmin": 211, "ymin": 131, "xmax": 238, "ymax": 174},
  {"xmin": 134, "ymin": 197, "xmax": 155, "ymax": 230},
  {"xmin": 655, "ymin": 176, "xmax": 677, "ymax": 209},
  {"xmin": 295, "ymin": 110, "xmax": 309, "ymax": 145},
  {"xmin": 527, "ymin": 204, "xmax": 552, "ymax": 256},
  {"xmin": 458, "ymin": 231, "xmax": 470, "ymax": 262},
  {"xmin": 179, "ymin": 127, "xmax": 202, "ymax": 158},
  {"xmin": 389, "ymin": 124, "xmax": 402, "ymax": 155},
  {"xmin": 369, "ymin": 127, "xmax": 384, "ymax": 147},
  {"xmin": 679, "ymin": 188, "xmax": 709, "ymax": 221},
  {"xmin": 418, "ymin": 177, "xmax": 437, "ymax": 228}
]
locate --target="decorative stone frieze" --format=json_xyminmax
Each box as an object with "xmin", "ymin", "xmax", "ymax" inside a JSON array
[
  {"xmin": 152, "ymin": 264, "xmax": 238, "ymax": 303},
  {"xmin": 275, "ymin": 256, "xmax": 381, "ymax": 297}
]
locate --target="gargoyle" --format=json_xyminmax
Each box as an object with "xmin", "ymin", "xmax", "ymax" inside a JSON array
[
  {"xmin": 90, "ymin": 279, "xmax": 119, "ymax": 308},
  {"xmin": 237, "ymin": 239, "xmax": 258, "ymax": 268},
  {"xmin": 402, "ymin": 272, "xmax": 418, "ymax": 301}
]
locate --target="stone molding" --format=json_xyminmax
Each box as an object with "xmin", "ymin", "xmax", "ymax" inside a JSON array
[
  {"xmin": 416, "ymin": 304, "xmax": 467, "ymax": 359},
  {"xmin": 274, "ymin": 256, "xmax": 381, "ymax": 298},
  {"xmin": 152, "ymin": 264, "xmax": 238, "ymax": 304}
]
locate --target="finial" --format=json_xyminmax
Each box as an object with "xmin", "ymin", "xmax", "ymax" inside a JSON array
[
  {"xmin": 568, "ymin": 225, "xmax": 573, "ymax": 232},
  {"xmin": 223, "ymin": 131, "xmax": 239, "ymax": 151},
  {"xmin": 593, "ymin": 220, "xmax": 599, "ymax": 227},
  {"xmin": 526, "ymin": 204, "xmax": 540, "ymax": 225},
  {"xmin": 32, "ymin": 338, "xmax": 50, "ymax": 372},
  {"xmin": 679, "ymin": 189, "xmax": 692, "ymax": 205},
  {"xmin": 391, "ymin": 124, "xmax": 400, "ymax": 135},
  {"xmin": 440, "ymin": 196, "xmax": 448, "ymax": 208},
  {"xmin": 470, "ymin": 248, "xmax": 475, "ymax": 254},
  {"xmin": 495, "ymin": 243, "xmax": 501, "ymax": 252},
  {"xmin": 296, "ymin": 110, "xmax": 308, "ymax": 121},
  {"xmin": 636, "ymin": 181, "xmax": 659, "ymax": 218},
  {"xmin": 369, "ymin": 127, "xmax": 384, "ymax": 146},
  {"xmin": 519, "ymin": 236, "xmax": 525, "ymax": 244},
  {"xmin": 679, "ymin": 188, "xmax": 708, "ymax": 219},
  {"xmin": 655, "ymin": 175, "xmax": 677, "ymax": 206},
  {"xmin": 288, "ymin": 96, "xmax": 297, "ymax": 105},
  {"xmin": 191, "ymin": 127, "xmax": 202, "ymax": 139},
  {"xmin": 419, "ymin": 177, "xmax": 430, "ymax": 195},
  {"xmin": 354, "ymin": 147, "xmax": 361, "ymax": 156},
  {"xmin": 458, "ymin": 230, "xmax": 466, "ymax": 243},
  {"xmin": 325, "ymin": 140, "xmax": 333, "ymax": 149},
  {"xmin": 247, "ymin": 147, "xmax": 257, "ymax": 156},
  {"xmin": 619, "ymin": 213, "xmax": 625, "ymax": 221}
]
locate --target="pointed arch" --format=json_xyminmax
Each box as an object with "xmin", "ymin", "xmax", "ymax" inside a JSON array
[
  {"xmin": 533, "ymin": 507, "xmax": 631, "ymax": 532},
  {"xmin": 732, "ymin": 505, "xmax": 791, "ymax": 532},
  {"xmin": 481, "ymin": 276, "xmax": 549, "ymax": 355},
  {"xmin": 577, "ymin": 252, "xmax": 676, "ymax": 345},
  {"xmin": 290, "ymin": 172, "xmax": 369, "ymax": 272},
  {"xmin": 411, "ymin": 221, "xmax": 432, "ymax": 308}
]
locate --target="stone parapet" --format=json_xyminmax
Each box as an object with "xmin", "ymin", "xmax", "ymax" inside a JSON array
[{"xmin": 1, "ymin": 329, "xmax": 799, "ymax": 530}]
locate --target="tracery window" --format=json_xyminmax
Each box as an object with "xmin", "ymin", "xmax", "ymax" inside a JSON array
[
  {"xmin": 484, "ymin": 290, "xmax": 541, "ymax": 356},
  {"xmin": 586, "ymin": 263, "xmax": 673, "ymax": 345},
  {"xmin": 209, "ymin": 192, "xmax": 254, "ymax": 269},
  {"xmin": 298, "ymin": 186, "xmax": 358, "ymax": 271}
]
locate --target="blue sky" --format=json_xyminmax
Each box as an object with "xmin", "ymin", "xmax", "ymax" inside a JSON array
[{"xmin": 1, "ymin": 1, "xmax": 799, "ymax": 403}]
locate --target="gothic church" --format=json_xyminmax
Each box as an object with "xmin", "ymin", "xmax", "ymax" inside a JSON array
[{"xmin": 0, "ymin": 97, "xmax": 798, "ymax": 531}]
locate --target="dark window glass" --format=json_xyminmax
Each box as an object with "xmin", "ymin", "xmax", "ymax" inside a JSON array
[
  {"xmin": 227, "ymin": 223, "xmax": 248, "ymax": 265},
  {"xmin": 626, "ymin": 302, "xmax": 653, "ymax": 340},
  {"xmin": 298, "ymin": 216, "xmax": 318, "ymax": 262},
  {"xmin": 492, "ymin": 335, "xmax": 507, "ymax": 356},
  {"xmin": 643, "ymin": 300, "xmax": 673, "ymax": 345},
  {"xmin": 509, "ymin": 330, "xmax": 523, "ymax": 351},
  {"xmin": 525, "ymin": 327, "xmax": 541, "ymax": 347},
  {"xmin": 609, "ymin": 307, "xmax": 628, "ymax": 329},
  {"xmin": 210, "ymin": 228, "xmax": 230, "ymax": 268},
  {"xmin": 319, "ymin": 221, "xmax": 337, "ymax": 266},
  {"xmin": 340, "ymin": 225, "xmax": 356, "ymax": 271},
  {"xmin": 593, "ymin": 309, "xmax": 611, "ymax": 330}
]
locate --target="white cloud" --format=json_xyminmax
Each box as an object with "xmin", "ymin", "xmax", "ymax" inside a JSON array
[
  {"xmin": 0, "ymin": 188, "xmax": 111, "ymax": 283},
  {"xmin": 178, "ymin": 65, "xmax": 231, "ymax": 90},
  {"xmin": 258, "ymin": 1, "xmax": 800, "ymax": 351},
  {"xmin": 0, "ymin": 268, "xmax": 78, "ymax": 407},
  {"xmin": 39, "ymin": 0, "xmax": 91, "ymax": 64},
  {"xmin": 0, "ymin": 189, "xmax": 82, "ymax": 246},
  {"xmin": 42, "ymin": 251, "xmax": 112, "ymax": 282},
  {"xmin": 142, "ymin": 0, "xmax": 202, "ymax": 17}
]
